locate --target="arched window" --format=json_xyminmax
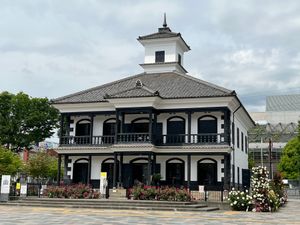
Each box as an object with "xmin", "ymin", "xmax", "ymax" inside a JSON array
[
  {"xmin": 166, "ymin": 158, "xmax": 185, "ymax": 186},
  {"xmin": 131, "ymin": 118, "xmax": 149, "ymax": 133},
  {"xmin": 75, "ymin": 119, "xmax": 91, "ymax": 144},
  {"xmin": 198, "ymin": 116, "xmax": 217, "ymax": 143},
  {"xmin": 167, "ymin": 116, "xmax": 186, "ymax": 144},
  {"xmin": 197, "ymin": 158, "xmax": 217, "ymax": 186},
  {"xmin": 73, "ymin": 158, "xmax": 89, "ymax": 184},
  {"xmin": 75, "ymin": 119, "xmax": 91, "ymax": 136},
  {"xmin": 103, "ymin": 118, "xmax": 118, "ymax": 144}
]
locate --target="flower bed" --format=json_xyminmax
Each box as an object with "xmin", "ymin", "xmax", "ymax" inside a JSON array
[
  {"xmin": 43, "ymin": 183, "xmax": 100, "ymax": 199},
  {"xmin": 228, "ymin": 189, "xmax": 252, "ymax": 211},
  {"xmin": 128, "ymin": 185, "xmax": 191, "ymax": 201}
]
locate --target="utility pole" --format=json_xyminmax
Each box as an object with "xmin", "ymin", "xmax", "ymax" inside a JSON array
[
  {"xmin": 268, "ymin": 138, "xmax": 272, "ymax": 179},
  {"xmin": 261, "ymin": 137, "xmax": 263, "ymax": 166}
]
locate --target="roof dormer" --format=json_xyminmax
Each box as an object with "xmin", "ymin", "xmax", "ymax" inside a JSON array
[{"xmin": 138, "ymin": 14, "xmax": 190, "ymax": 74}]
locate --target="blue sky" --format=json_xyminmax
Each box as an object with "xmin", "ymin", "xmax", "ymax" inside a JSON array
[{"xmin": 0, "ymin": 0, "xmax": 300, "ymax": 112}]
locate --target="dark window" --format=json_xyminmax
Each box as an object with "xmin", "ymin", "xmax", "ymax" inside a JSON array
[
  {"xmin": 237, "ymin": 127, "xmax": 240, "ymax": 148},
  {"xmin": 167, "ymin": 117, "xmax": 185, "ymax": 144},
  {"xmin": 178, "ymin": 54, "xmax": 181, "ymax": 65},
  {"xmin": 245, "ymin": 136, "xmax": 248, "ymax": 154},
  {"xmin": 232, "ymin": 122, "xmax": 235, "ymax": 145},
  {"xmin": 155, "ymin": 51, "xmax": 165, "ymax": 63},
  {"xmin": 241, "ymin": 132, "xmax": 244, "ymax": 151},
  {"xmin": 237, "ymin": 167, "xmax": 240, "ymax": 186},
  {"xmin": 198, "ymin": 116, "xmax": 218, "ymax": 143}
]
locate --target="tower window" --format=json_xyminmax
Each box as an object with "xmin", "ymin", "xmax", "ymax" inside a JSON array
[
  {"xmin": 178, "ymin": 54, "xmax": 182, "ymax": 65},
  {"xmin": 155, "ymin": 51, "xmax": 165, "ymax": 63}
]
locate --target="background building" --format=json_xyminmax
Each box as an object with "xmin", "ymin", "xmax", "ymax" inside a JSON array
[{"xmin": 249, "ymin": 94, "xmax": 300, "ymax": 176}]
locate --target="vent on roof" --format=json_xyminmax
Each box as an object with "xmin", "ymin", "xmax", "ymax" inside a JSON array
[{"xmin": 135, "ymin": 79, "xmax": 143, "ymax": 88}]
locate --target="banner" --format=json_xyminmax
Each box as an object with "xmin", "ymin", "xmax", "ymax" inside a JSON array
[{"xmin": 1, "ymin": 175, "xmax": 11, "ymax": 194}]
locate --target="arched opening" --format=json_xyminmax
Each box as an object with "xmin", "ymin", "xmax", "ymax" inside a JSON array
[
  {"xmin": 198, "ymin": 116, "xmax": 217, "ymax": 143},
  {"xmin": 130, "ymin": 157, "xmax": 149, "ymax": 185},
  {"xmin": 101, "ymin": 158, "xmax": 119, "ymax": 188},
  {"xmin": 167, "ymin": 116, "xmax": 186, "ymax": 144},
  {"xmin": 75, "ymin": 119, "xmax": 91, "ymax": 144},
  {"xmin": 103, "ymin": 118, "xmax": 119, "ymax": 144},
  {"xmin": 73, "ymin": 158, "xmax": 89, "ymax": 184},
  {"xmin": 197, "ymin": 158, "xmax": 217, "ymax": 186},
  {"xmin": 166, "ymin": 158, "xmax": 185, "ymax": 186},
  {"xmin": 131, "ymin": 118, "xmax": 149, "ymax": 133}
]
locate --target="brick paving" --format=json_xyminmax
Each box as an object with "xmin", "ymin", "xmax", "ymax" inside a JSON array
[{"xmin": 0, "ymin": 199, "xmax": 299, "ymax": 225}]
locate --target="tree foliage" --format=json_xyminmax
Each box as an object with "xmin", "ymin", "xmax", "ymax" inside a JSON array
[
  {"xmin": 278, "ymin": 121, "xmax": 300, "ymax": 179},
  {"xmin": 0, "ymin": 146, "xmax": 23, "ymax": 176},
  {"xmin": 25, "ymin": 151, "xmax": 58, "ymax": 180},
  {"xmin": 0, "ymin": 91, "xmax": 59, "ymax": 151}
]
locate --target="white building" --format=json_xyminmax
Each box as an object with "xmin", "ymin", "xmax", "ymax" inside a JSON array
[{"xmin": 53, "ymin": 17, "xmax": 254, "ymax": 191}]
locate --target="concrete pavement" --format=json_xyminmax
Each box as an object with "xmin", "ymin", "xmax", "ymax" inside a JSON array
[{"xmin": 0, "ymin": 199, "xmax": 299, "ymax": 224}]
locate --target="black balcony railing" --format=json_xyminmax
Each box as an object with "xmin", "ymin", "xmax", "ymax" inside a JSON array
[
  {"xmin": 60, "ymin": 133, "xmax": 228, "ymax": 146},
  {"xmin": 117, "ymin": 133, "xmax": 151, "ymax": 143},
  {"xmin": 155, "ymin": 133, "xmax": 226, "ymax": 146},
  {"xmin": 60, "ymin": 135, "xmax": 115, "ymax": 146}
]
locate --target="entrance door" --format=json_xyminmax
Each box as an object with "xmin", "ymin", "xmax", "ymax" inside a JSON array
[
  {"xmin": 73, "ymin": 163, "xmax": 88, "ymax": 184},
  {"xmin": 198, "ymin": 162, "xmax": 217, "ymax": 185},
  {"xmin": 132, "ymin": 163, "xmax": 148, "ymax": 184},
  {"xmin": 101, "ymin": 163, "xmax": 119, "ymax": 188}
]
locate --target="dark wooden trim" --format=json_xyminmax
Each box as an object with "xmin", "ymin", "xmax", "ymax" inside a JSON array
[
  {"xmin": 167, "ymin": 115, "xmax": 185, "ymax": 122},
  {"xmin": 198, "ymin": 158, "xmax": 217, "ymax": 164},
  {"xmin": 187, "ymin": 111, "xmax": 191, "ymax": 143},
  {"xmin": 119, "ymin": 153, "xmax": 123, "ymax": 186},
  {"xmin": 113, "ymin": 152, "xmax": 117, "ymax": 188},
  {"xmin": 103, "ymin": 118, "xmax": 117, "ymax": 123},
  {"xmin": 102, "ymin": 157, "xmax": 119, "ymax": 164},
  {"xmin": 74, "ymin": 158, "xmax": 89, "ymax": 163},
  {"xmin": 57, "ymin": 154, "xmax": 62, "ymax": 185},
  {"xmin": 61, "ymin": 111, "xmax": 115, "ymax": 116},
  {"xmin": 147, "ymin": 153, "xmax": 152, "ymax": 185},
  {"xmin": 187, "ymin": 154, "xmax": 191, "ymax": 189},
  {"xmin": 130, "ymin": 157, "xmax": 149, "ymax": 164},
  {"xmin": 131, "ymin": 117, "xmax": 150, "ymax": 123},
  {"xmin": 87, "ymin": 155, "xmax": 92, "ymax": 184},
  {"xmin": 166, "ymin": 157, "xmax": 185, "ymax": 164}
]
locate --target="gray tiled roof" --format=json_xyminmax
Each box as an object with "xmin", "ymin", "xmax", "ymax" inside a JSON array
[
  {"xmin": 266, "ymin": 94, "xmax": 300, "ymax": 111},
  {"xmin": 53, "ymin": 72, "xmax": 235, "ymax": 104},
  {"xmin": 138, "ymin": 27, "xmax": 191, "ymax": 50}
]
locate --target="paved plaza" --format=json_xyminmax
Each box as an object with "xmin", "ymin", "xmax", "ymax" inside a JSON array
[{"xmin": 0, "ymin": 200, "xmax": 299, "ymax": 225}]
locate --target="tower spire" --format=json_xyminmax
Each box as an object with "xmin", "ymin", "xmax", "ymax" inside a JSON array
[{"xmin": 163, "ymin": 13, "xmax": 167, "ymax": 27}]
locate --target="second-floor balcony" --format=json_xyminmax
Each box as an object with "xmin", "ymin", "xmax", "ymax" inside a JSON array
[{"xmin": 60, "ymin": 133, "xmax": 229, "ymax": 147}]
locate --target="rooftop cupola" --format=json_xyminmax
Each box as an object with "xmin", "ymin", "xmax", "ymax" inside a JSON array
[{"xmin": 138, "ymin": 14, "xmax": 190, "ymax": 74}]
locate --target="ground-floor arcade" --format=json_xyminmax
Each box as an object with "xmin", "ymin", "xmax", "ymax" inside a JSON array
[{"xmin": 57, "ymin": 152, "xmax": 233, "ymax": 191}]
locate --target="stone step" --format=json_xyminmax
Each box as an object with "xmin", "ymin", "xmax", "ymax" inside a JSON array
[
  {"xmin": 21, "ymin": 198, "xmax": 197, "ymax": 206},
  {"xmin": 0, "ymin": 202, "xmax": 219, "ymax": 212},
  {"xmin": 8, "ymin": 200, "xmax": 208, "ymax": 209}
]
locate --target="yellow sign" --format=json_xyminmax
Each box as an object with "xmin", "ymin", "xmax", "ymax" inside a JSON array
[
  {"xmin": 100, "ymin": 172, "xmax": 107, "ymax": 178},
  {"xmin": 16, "ymin": 183, "xmax": 21, "ymax": 190}
]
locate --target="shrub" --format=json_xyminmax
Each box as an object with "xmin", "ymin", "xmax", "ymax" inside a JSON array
[
  {"xmin": 130, "ymin": 185, "xmax": 191, "ymax": 202},
  {"xmin": 270, "ymin": 172, "xmax": 287, "ymax": 206},
  {"xmin": 228, "ymin": 189, "xmax": 252, "ymax": 211},
  {"xmin": 43, "ymin": 183, "xmax": 100, "ymax": 199}
]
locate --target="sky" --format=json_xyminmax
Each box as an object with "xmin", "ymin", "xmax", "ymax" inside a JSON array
[{"xmin": 1, "ymin": 0, "xmax": 300, "ymax": 113}]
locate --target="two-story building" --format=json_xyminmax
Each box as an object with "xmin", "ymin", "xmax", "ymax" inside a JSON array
[{"xmin": 52, "ymin": 17, "xmax": 254, "ymax": 192}]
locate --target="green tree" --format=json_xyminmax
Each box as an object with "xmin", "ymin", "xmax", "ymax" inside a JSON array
[
  {"xmin": 0, "ymin": 91, "xmax": 59, "ymax": 151},
  {"xmin": 0, "ymin": 146, "xmax": 23, "ymax": 176},
  {"xmin": 25, "ymin": 151, "xmax": 58, "ymax": 180},
  {"xmin": 278, "ymin": 121, "xmax": 300, "ymax": 179}
]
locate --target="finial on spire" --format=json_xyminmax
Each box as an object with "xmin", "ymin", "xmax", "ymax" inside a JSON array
[{"xmin": 163, "ymin": 13, "xmax": 167, "ymax": 27}]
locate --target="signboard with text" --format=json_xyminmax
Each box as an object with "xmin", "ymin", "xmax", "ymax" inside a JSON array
[{"xmin": 1, "ymin": 175, "xmax": 11, "ymax": 194}]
